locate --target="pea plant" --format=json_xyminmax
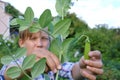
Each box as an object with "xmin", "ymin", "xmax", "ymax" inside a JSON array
[{"xmin": 1, "ymin": 0, "xmax": 90, "ymax": 80}]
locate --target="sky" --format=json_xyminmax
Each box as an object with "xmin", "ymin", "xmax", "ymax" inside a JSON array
[{"xmin": 3, "ymin": 0, "xmax": 120, "ymax": 28}]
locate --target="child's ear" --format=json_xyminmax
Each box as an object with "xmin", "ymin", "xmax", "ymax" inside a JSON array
[{"xmin": 18, "ymin": 39, "xmax": 24, "ymax": 47}]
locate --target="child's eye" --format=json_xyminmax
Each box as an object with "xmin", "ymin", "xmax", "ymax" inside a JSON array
[
  {"xmin": 41, "ymin": 37, "xmax": 49, "ymax": 41},
  {"xmin": 30, "ymin": 37, "xmax": 37, "ymax": 40}
]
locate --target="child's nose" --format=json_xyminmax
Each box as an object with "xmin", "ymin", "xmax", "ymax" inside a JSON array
[{"xmin": 36, "ymin": 39, "xmax": 43, "ymax": 48}]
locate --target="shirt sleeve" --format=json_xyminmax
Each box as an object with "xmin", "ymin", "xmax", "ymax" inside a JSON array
[
  {"xmin": 59, "ymin": 62, "xmax": 75, "ymax": 80},
  {"xmin": 0, "ymin": 75, "xmax": 5, "ymax": 80}
]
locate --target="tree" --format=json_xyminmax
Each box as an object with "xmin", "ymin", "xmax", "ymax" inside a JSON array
[
  {"xmin": 66, "ymin": 13, "xmax": 89, "ymax": 37},
  {"xmin": 5, "ymin": 3, "xmax": 22, "ymax": 18}
]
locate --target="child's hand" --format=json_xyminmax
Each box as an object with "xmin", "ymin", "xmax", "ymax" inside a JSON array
[
  {"xmin": 32, "ymin": 48, "xmax": 62, "ymax": 73},
  {"xmin": 79, "ymin": 50, "xmax": 103, "ymax": 80}
]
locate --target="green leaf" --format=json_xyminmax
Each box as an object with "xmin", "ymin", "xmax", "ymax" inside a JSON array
[
  {"xmin": 10, "ymin": 18, "xmax": 23, "ymax": 26},
  {"xmin": 62, "ymin": 30, "xmax": 69, "ymax": 39},
  {"xmin": 19, "ymin": 25, "xmax": 28, "ymax": 31},
  {"xmin": 49, "ymin": 37, "xmax": 62, "ymax": 57},
  {"xmin": 31, "ymin": 58, "xmax": 46, "ymax": 78},
  {"xmin": 10, "ymin": 18, "xmax": 19, "ymax": 25},
  {"xmin": 1, "ymin": 48, "xmax": 26, "ymax": 65},
  {"xmin": 6, "ymin": 66, "xmax": 21, "ymax": 79},
  {"xmin": 19, "ymin": 20, "xmax": 30, "ymax": 31},
  {"xmin": 21, "ymin": 75, "xmax": 30, "ymax": 80},
  {"xmin": 52, "ymin": 19, "xmax": 71, "ymax": 38},
  {"xmin": 24, "ymin": 7, "xmax": 34, "ymax": 23},
  {"xmin": 29, "ymin": 22, "xmax": 41, "ymax": 33},
  {"xmin": 15, "ymin": 48, "xmax": 27, "ymax": 59},
  {"xmin": 1, "ymin": 55, "xmax": 13, "ymax": 65},
  {"xmin": 48, "ymin": 23, "xmax": 54, "ymax": 33},
  {"xmin": 61, "ymin": 38, "xmax": 73, "ymax": 62},
  {"xmin": 55, "ymin": 0, "xmax": 71, "ymax": 17},
  {"xmin": 22, "ymin": 54, "xmax": 36, "ymax": 70},
  {"xmin": 62, "ymin": 38, "xmax": 73, "ymax": 54},
  {"xmin": 0, "ymin": 35, "xmax": 3, "ymax": 41},
  {"xmin": 39, "ymin": 9, "xmax": 52, "ymax": 28},
  {"xmin": 52, "ymin": 16, "xmax": 61, "ymax": 25},
  {"xmin": 61, "ymin": 53, "xmax": 69, "ymax": 62}
]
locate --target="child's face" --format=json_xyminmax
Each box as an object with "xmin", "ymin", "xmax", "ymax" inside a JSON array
[{"xmin": 19, "ymin": 31, "xmax": 50, "ymax": 55}]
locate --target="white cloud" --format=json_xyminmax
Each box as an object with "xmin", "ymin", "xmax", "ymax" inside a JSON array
[
  {"xmin": 69, "ymin": 0, "xmax": 120, "ymax": 28},
  {"xmin": 4, "ymin": 0, "xmax": 58, "ymax": 17}
]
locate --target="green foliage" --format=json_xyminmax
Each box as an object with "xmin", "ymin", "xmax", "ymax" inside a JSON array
[
  {"xmin": 1, "ymin": 7, "xmax": 51, "ymax": 79},
  {"xmin": 0, "ymin": 35, "xmax": 19, "ymax": 67},
  {"xmin": 22, "ymin": 54, "xmax": 36, "ymax": 70},
  {"xmin": 97, "ymin": 62, "xmax": 120, "ymax": 80},
  {"xmin": 51, "ymin": 19, "xmax": 71, "ymax": 38},
  {"xmin": 31, "ymin": 58, "xmax": 46, "ymax": 79},
  {"xmin": 39, "ymin": 9, "xmax": 52, "ymax": 28},
  {"xmin": 5, "ymin": 54, "xmax": 46, "ymax": 79},
  {"xmin": 10, "ymin": 7, "xmax": 38, "ymax": 32},
  {"xmin": 5, "ymin": 3, "xmax": 22, "ymax": 18},
  {"xmin": 6, "ymin": 66, "xmax": 21, "ymax": 79},
  {"xmin": 55, "ymin": 0, "xmax": 71, "ymax": 19},
  {"xmin": 1, "ymin": 48, "xmax": 26, "ymax": 65},
  {"xmin": 49, "ymin": 37, "xmax": 62, "ymax": 58},
  {"xmin": 66, "ymin": 13, "xmax": 89, "ymax": 37},
  {"xmin": 24, "ymin": 7, "xmax": 34, "ymax": 23},
  {"xmin": 49, "ymin": 37, "xmax": 74, "ymax": 62},
  {"xmin": 69, "ymin": 25, "xmax": 120, "ymax": 79},
  {"xmin": 1, "ymin": 0, "xmax": 74, "ymax": 79}
]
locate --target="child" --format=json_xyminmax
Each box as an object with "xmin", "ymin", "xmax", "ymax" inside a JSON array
[{"xmin": 0, "ymin": 29, "xmax": 103, "ymax": 80}]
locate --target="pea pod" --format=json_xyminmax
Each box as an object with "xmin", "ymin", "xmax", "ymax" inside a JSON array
[{"xmin": 84, "ymin": 39, "xmax": 90, "ymax": 60}]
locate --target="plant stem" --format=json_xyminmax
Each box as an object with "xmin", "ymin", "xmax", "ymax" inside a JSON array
[
  {"xmin": 42, "ymin": 29, "xmax": 55, "ymax": 39},
  {"xmin": 55, "ymin": 50, "xmax": 62, "ymax": 80},
  {"xmin": 3, "ymin": 40, "xmax": 32, "ymax": 80}
]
